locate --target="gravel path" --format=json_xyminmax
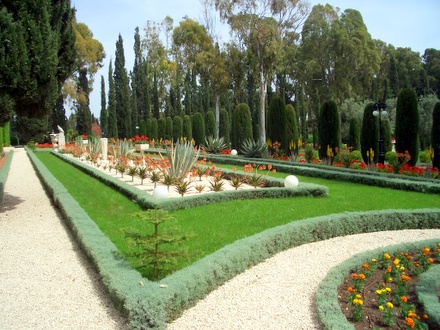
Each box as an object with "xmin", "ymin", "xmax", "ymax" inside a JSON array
[
  {"xmin": 0, "ymin": 148, "xmax": 127, "ymax": 330},
  {"xmin": 1, "ymin": 148, "xmax": 439, "ymax": 330},
  {"xmin": 168, "ymin": 230, "xmax": 440, "ymax": 330}
]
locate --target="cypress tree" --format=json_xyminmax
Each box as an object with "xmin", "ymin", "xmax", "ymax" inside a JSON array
[
  {"xmin": 192, "ymin": 112, "xmax": 205, "ymax": 146},
  {"xmin": 361, "ymin": 103, "xmax": 379, "ymax": 163},
  {"xmin": 165, "ymin": 116, "xmax": 173, "ymax": 141},
  {"xmin": 395, "ymin": 88, "xmax": 419, "ymax": 166},
  {"xmin": 151, "ymin": 118, "xmax": 158, "ymax": 142},
  {"xmin": 52, "ymin": 96, "xmax": 67, "ymax": 133},
  {"xmin": 152, "ymin": 69, "xmax": 159, "ymax": 118},
  {"xmin": 100, "ymin": 75, "xmax": 108, "ymax": 136},
  {"xmin": 286, "ymin": 104, "xmax": 299, "ymax": 154},
  {"xmin": 267, "ymin": 96, "xmax": 288, "ymax": 152},
  {"xmin": 114, "ymin": 34, "xmax": 131, "ymax": 138},
  {"xmin": 383, "ymin": 118, "xmax": 392, "ymax": 152},
  {"xmin": 219, "ymin": 108, "xmax": 230, "ymax": 145},
  {"xmin": 107, "ymin": 61, "xmax": 118, "ymax": 139},
  {"xmin": 172, "ymin": 116, "xmax": 183, "ymax": 141},
  {"xmin": 76, "ymin": 68, "xmax": 92, "ymax": 135},
  {"xmin": 183, "ymin": 115, "xmax": 192, "ymax": 140},
  {"xmin": 157, "ymin": 117, "xmax": 166, "ymax": 140},
  {"xmin": 205, "ymin": 110, "xmax": 216, "ymax": 138},
  {"xmin": 145, "ymin": 118, "xmax": 152, "ymax": 138},
  {"xmin": 0, "ymin": 0, "xmax": 76, "ymax": 125},
  {"xmin": 231, "ymin": 103, "xmax": 252, "ymax": 150},
  {"xmin": 348, "ymin": 117, "xmax": 361, "ymax": 150},
  {"xmin": 432, "ymin": 102, "xmax": 440, "ymax": 169},
  {"xmin": 317, "ymin": 100, "xmax": 341, "ymax": 160}
]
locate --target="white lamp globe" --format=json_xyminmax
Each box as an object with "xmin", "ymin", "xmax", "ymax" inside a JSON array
[
  {"xmin": 153, "ymin": 186, "xmax": 169, "ymax": 199},
  {"xmin": 284, "ymin": 175, "xmax": 299, "ymax": 188},
  {"xmin": 230, "ymin": 149, "xmax": 238, "ymax": 156}
]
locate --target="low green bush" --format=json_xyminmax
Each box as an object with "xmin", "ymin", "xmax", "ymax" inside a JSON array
[
  {"xmin": 0, "ymin": 150, "xmax": 14, "ymax": 200},
  {"xmin": 416, "ymin": 264, "xmax": 440, "ymax": 327}
]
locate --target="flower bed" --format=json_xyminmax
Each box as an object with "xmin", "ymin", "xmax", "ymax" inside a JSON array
[{"xmin": 338, "ymin": 244, "xmax": 440, "ymax": 329}]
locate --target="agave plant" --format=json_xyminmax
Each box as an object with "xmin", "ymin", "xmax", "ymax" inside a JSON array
[
  {"xmin": 239, "ymin": 139, "xmax": 267, "ymax": 158},
  {"xmin": 160, "ymin": 140, "xmax": 200, "ymax": 181},
  {"xmin": 201, "ymin": 136, "xmax": 228, "ymax": 154}
]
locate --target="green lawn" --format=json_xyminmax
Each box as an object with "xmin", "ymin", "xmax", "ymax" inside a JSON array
[{"xmin": 35, "ymin": 152, "xmax": 440, "ymax": 277}]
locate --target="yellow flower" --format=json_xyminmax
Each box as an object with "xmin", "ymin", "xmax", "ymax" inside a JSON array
[
  {"xmin": 353, "ymin": 298, "xmax": 363, "ymax": 306},
  {"xmin": 379, "ymin": 305, "xmax": 384, "ymax": 311},
  {"xmin": 383, "ymin": 253, "xmax": 391, "ymax": 260},
  {"xmin": 355, "ymin": 294, "xmax": 362, "ymax": 299},
  {"xmin": 393, "ymin": 258, "xmax": 400, "ymax": 266},
  {"xmin": 400, "ymin": 266, "xmax": 405, "ymax": 271},
  {"xmin": 386, "ymin": 302, "xmax": 394, "ymax": 309},
  {"xmin": 385, "ymin": 287, "xmax": 391, "ymax": 293},
  {"xmin": 388, "ymin": 277, "xmax": 393, "ymax": 283},
  {"xmin": 371, "ymin": 258, "xmax": 377, "ymax": 263}
]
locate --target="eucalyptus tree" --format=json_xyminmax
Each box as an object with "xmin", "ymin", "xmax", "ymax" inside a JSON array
[
  {"xmin": 214, "ymin": 0, "xmax": 310, "ymax": 144},
  {"xmin": 423, "ymin": 48, "xmax": 440, "ymax": 98},
  {"xmin": 394, "ymin": 47, "xmax": 424, "ymax": 94}
]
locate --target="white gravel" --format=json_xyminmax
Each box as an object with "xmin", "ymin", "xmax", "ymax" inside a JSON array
[
  {"xmin": 2, "ymin": 148, "xmax": 439, "ymax": 330},
  {"xmin": 0, "ymin": 148, "xmax": 127, "ymax": 330},
  {"xmin": 168, "ymin": 230, "xmax": 440, "ymax": 330}
]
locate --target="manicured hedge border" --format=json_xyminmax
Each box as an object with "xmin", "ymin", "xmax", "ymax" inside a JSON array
[
  {"xmin": 49, "ymin": 150, "xmax": 328, "ymax": 211},
  {"xmin": 316, "ymin": 239, "xmax": 440, "ymax": 329},
  {"xmin": 26, "ymin": 148, "xmax": 440, "ymax": 329},
  {"xmin": 0, "ymin": 149, "xmax": 14, "ymax": 201},
  {"xmin": 203, "ymin": 154, "xmax": 440, "ymax": 194}
]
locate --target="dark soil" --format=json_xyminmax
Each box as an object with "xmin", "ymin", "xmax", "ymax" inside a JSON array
[{"xmin": 338, "ymin": 250, "xmax": 439, "ymax": 329}]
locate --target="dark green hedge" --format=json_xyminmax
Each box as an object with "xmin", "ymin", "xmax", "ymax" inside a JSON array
[
  {"xmin": 0, "ymin": 149, "xmax": 13, "ymax": 201},
  {"xmin": 50, "ymin": 151, "xmax": 328, "ymax": 211},
  {"xmin": 316, "ymin": 239, "xmax": 440, "ymax": 330},
  {"xmin": 203, "ymin": 154, "xmax": 440, "ymax": 194}
]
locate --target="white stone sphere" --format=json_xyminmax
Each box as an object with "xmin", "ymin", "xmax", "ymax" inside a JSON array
[
  {"xmin": 153, "ymin": 186, "xmax": 169, "ymax": 199},
  {"xmin": 230, "ymin": 149, "xmax": 238, "ymax": 156},
  {"xmin": 284, "ymin": 175, "xmax": 299, "ymax": 188}
]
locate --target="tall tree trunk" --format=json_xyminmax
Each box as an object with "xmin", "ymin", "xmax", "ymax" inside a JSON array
[
  {"xmin": 215, "ymin": 93, "xmax": 220, "ymax": 138},
  {"xmin": 259, "ymin": 69, "xmax": 267, "ymax": 144}
]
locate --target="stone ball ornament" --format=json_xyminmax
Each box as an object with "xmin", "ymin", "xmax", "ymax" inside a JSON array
[
  {"xmin": 153, "ymin": 186, "xmax": 169, "ymax": 199},
  {"xmin": 230, "ymin": 149, "xmax": 238, "ymax": 156},
  {"xmin": 284, "ymin": 175, "xmax": 299, "ymax": 188}
]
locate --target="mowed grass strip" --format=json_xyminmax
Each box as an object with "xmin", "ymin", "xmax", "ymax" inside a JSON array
[{"xmin": 36, "ymin": 152, "xmax": 440, "ymax": 275}]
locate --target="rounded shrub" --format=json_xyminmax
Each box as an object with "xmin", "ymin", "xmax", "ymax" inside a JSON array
[
  {"xmin": 150, "ymin": 118, "xmax": 158, "ymax": 142},
  {"xmin": 192, "ymin": 112, "xmax": 205, "ymax": 146},
  {"xmin": 231, "ymin": 103, "xmax": 252, "ymax": 149},
  {"xmin": 395, "ymin": 88, "xmax": 419, "ymax": 166}
]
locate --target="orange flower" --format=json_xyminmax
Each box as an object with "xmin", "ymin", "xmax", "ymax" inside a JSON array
[
  {"xmin": 361, "ymin": 263, "xmax": 370, "ymax": 270},
  {"xmin": 267, "ymin": 164, "xmax": 272, "ymax": 170},
  {"xmin": 405, "ymin": 317, "xmax": 415, "ymax": 328},
  {"xmin": 423, "ymin": 314, "xmax": 429, "ymax": 320},
  {"xmin": 401, "ymin": 296, "xmax": 408, "ymax": 303},
  {"xmin": 408, "ymin": 311, "xmax": 418, "ymax": 318},
  {"xmin": 422, "ymin": 247, "xmax": 431, "ymax": 256},
  {"xmin": 347, "ymin": 287, "xmax": 356, "ymax": 293},
  {"xmin": 358, "ymin": 273, "xmax": 366, "ymax": 280},
  {"xmin": 428, "ymin": 258, "xmax": 434, "ymax": 264},
  {"xmin": 386, "ymin": 266, "xmax": 392, "ymax": 273},
  {"xmin": 401, "ymin": 275, "xmax": 411, "ymax": 282}
]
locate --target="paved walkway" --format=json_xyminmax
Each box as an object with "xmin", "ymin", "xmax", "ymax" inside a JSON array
[{"xmin": 0, "ymin": 148, "xmax": 127, "ymax": 330}]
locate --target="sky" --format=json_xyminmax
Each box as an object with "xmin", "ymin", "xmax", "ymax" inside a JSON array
[{"xmin": 72, "ymin": 0, "xmax": 440, "ymax": 118}]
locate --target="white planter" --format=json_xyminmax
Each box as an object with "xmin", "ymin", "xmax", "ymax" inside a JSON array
[{"xmin": 135, "ymin": 143, "xmax": 149, "ymax": 151}]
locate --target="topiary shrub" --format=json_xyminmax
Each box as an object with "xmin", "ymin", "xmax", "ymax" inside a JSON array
[
  {"xmin": 318, "ymin": 100, "xmax": 341, "ymax": 160},
  {"xmin": 150, "ymin": 118, "xmax": 158, "ymax": 142},
  {"xmin": 361, "ymin": 103, "xmax": 379, "ymax": 163},
  {"xmin": 205, "ymin": 110, "xmax": 216, "ymax": 138},
  {"xmin": 219, "ymin": 108, "xmax": 230, "ymax": 146},
  {"xmin": 231, "ymin": 103, "xmax": 252, "ymax": 150},
  {"xmin": 157, "ymin": 118, "xmax": 166, "ymax": 140},
  {"xmin": 192, "ymin": 112, "xmax": 205, "ymax": 146},
  {"xmin": 267, "ymin": 96, "xmax": 288, "ymax": 153},
  {"xmin": 172, "ymin": 116, "xmax": 183, "ymax": 142},
  {"xmin": 432, "ymin": 102, "xmax": 440, "ymax": 169},
  {"xmin": 182, "ymin": 115, "xmax": 192, "ymax": 141},
  {"xmin": 165, "ymin": 116, "xmax": 173, "ymax": 141},
  {"xmin": 348, "ymin": 117, "xmax": 361, "ymax": 150},
  {"xmin": 395, "ymin": 88, "xmax": 419, "ymax": 166},
  {"xmin": 286, "ymin": 104, "xmax": 299, "ymax": 155}
]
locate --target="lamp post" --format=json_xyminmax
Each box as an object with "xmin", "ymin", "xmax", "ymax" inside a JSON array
[{"xmin": 373, "ymin": 102, "xmax": 387, "ymax": 164}]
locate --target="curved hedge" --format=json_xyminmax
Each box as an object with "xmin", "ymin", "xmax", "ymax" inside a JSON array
[
  {"xmin": 316, "ymin": 239, "xmax": 440, "ymax": 329},
  {"xmin": 26, "ymin": 148, "xmax": 440, "ymax": 330}
]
